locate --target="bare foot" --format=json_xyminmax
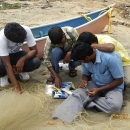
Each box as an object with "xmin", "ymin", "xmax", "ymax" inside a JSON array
[{"xmin": 45, "ymin": 118, "xmax": 63, "ymax": 125}]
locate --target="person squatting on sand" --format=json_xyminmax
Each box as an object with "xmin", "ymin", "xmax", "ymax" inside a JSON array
[
  {"xmin": 49, "ymin": 41, "xmax": 124, "ymax": 124},
  {"xmin": 43, "ymin": 26, "xmax": 81, "ymax": 88},
  {"xmin": 0, "ymin": 22, "xmax": 41, "ymax": 93},
  {"xmin": 77, "ymin": 32, "xmax": 130, "ymax": 88}
]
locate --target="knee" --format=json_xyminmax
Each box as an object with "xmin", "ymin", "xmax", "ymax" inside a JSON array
[
  {"xmin": 33, "ymin": 57, "xmax": 41, "ymax": 69},
  {"xmin": 107, "ymin": 101, "xmax": 122, "ymax": 113},
  {"xmin": 0, "ymin": 65, "xmax": 6, "ymax": 77},
  {"xmin": 72, "ymin": 88, "xmax": 87, "ymax": 99},
  {"xmin": 50, "ymin": 48, "xmax": 63, "ymax": 59}
]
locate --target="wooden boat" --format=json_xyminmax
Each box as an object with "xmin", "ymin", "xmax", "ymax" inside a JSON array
[{"xmin": 22, "ymin": 4, "xmax": 117, "ymax": 59}]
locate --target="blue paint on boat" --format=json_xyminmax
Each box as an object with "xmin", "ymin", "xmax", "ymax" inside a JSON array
[{"xmin": 31, "ymin": 7, "xmax": 109, "ymax": 39}]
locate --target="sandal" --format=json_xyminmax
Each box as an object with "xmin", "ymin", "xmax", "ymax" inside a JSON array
[
  {"xmin": 69, "ymin": 69, "xmax": 77, "ymax": 77},
  {"xmin": 46, "ymin": 76, "xmax": 55, "ymax": 85}
]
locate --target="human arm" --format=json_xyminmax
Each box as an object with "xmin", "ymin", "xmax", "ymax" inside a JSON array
[
  {"xmin": 87, "ymin": 78, "xmax": 123, "ymax": 96},
  {"xmin": 79, "ymin": 74, "xmax": 91, "ymax": 88},
  {"xmin": 15, "ymin": 25, "xmax": 38, "ymax": 72},
  {"xmin": 91, "ymin": 43, "xmax": 114, "ymax": 52},
  {"xmin": 43, "ymin": 37, "xmax": 54, "ymax": 67},
  {"xmin": 16, "ymin": 45, "xmax": 38, "ymax": 72},
  {"xmin": 80, "ymin": 63, "xmax": 92, "ymax": 88},
  {"xmin": 0, "ymin": 56, "xmax": 22, "ymax": 93},
  {"xmin": 88, "ymin": 52, "xmax": 124, "ymax": 96},
  {"xmin": 43, "ymin": 38, "xmax": 62, "ymax": 88},
  {"xmin": 48, "ymin": 66, "xmax": 62, "ymax": 88},
  {"xmin": 63, "ymin": 51, "xmax": 71, "ymax": 63}
]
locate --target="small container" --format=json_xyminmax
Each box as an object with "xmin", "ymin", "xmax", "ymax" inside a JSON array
[{"xmin": 45, "ymin": 84, "xmax": 54, "ymax": 95}]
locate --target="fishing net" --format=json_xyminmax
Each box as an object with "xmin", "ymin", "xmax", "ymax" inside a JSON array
[
  {"xmin": 0, "ymin": 81, "xmax": 57, "ymax": 130},
  {"xmin": 0, "ymin": 81, "xmax": 130, "ymax": 130}
]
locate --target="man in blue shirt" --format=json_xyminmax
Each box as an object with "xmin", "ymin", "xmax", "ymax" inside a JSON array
[{"xmin": 48, "ymin": 41, "xmax": 124, "ymax": 124}]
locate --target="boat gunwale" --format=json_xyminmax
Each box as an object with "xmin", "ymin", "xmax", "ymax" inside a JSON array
[
  {"xmin": 24, "ymin": 6, "xmax": 111, "ymax": 44},
  {"xmin": 30, "ymin": 6, "xmax": 109, "ymax": 30}
]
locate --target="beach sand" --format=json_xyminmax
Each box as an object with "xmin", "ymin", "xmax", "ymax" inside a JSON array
[{"xmin": 0, "ymin": 0, "xmax": 130, "ymax": 130}]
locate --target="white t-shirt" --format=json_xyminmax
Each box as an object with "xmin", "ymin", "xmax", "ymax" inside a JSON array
[{"xmin": 0, "ymin": 25, "xmax": 36, "ymax": 56}]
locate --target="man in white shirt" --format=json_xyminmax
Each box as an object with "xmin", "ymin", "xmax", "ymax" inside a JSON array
[{"xmin": 0, "ymin": 22, "xmax": 41, "ymax": 93}]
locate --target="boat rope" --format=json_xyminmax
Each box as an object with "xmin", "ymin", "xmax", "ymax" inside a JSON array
[
  {"xmin": 80, "ymin": 7, "xmax": 120, "ymax": 34},
  {"xmin": 99, "ymin": 7, "xmax": 120, "ymax": 34},
  {"xmin": 107, "ymin": 7, "xmax": 120, "ymax": 34},
  {"xmin": 80, "ymin": 14, "xmax": 92, "ymax": 22}
]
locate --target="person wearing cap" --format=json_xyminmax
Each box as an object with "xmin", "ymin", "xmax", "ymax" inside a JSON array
[
  {"xmin": 0, "ymin": 22, "xmax": 41, "ymax": 93},
  {"xmin": 43, "ymin": 26, "xmax": 81, "ymax": 88},
  {"xmin": 77, "ymin": 32, "xmax": 130, "ymax": 88}
]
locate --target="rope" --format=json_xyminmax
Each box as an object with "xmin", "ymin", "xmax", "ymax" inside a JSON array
[
  {"xmin": 80, "ymin": 14, "xmax": 92, "ymax": 22},
  {"xmin": 107, "ymin": 8, "xmax": 120, "ymax": 34},
  {"xmin": 98, "ymin": 7, "xmax": 120, "ymax": 34},
  {"xmin": 81, "ymin": 7, "xmax": 120, "ymax": 34},
  {"xmin": 2, "ymin": 82, "xmax": 130, "ymax": 130}
]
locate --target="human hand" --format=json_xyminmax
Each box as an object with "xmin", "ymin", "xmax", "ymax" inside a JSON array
[
  {"xmin": 79, "ymin": 80, "xmax": 87, "ymax": 88},
  {"xmin": 15, "ymin": 87, "xmax": 22, "ymax": 94},
  {"xmin": 91, "ymin": 44, "xmax": 96, "ymax": 49},
  {"xmin": 63, "ymin": 51, "xmax": 71, "ymax": 63},
  {"xmin": 86, "ymin": 88, "xmax": 99, "ymax": 97},
  {"xmin": 16, "ymin": 58, "xmax": 25, "ymax": 73},
  {"xmin": 54, "ymin": 77, "xmax": 62, "ymax": 88}
]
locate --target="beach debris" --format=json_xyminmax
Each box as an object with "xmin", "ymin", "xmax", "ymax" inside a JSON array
[
  {"xmin": 116, "ymin": 4, "xmax": 130, "ymax": 19},
  {"xmin": 78, "ymin": 11, "xmax": 90, "ymax": 14},
  {"xmin": 112, "ymin": 20, "xmax": 130, "ymax": 27},
  {"xmin": 22, "ymin": 3, "xmax": 29, "ymax": 8},
  {"xmin": 41, "ymin": 0, "xmax": 52, "ymax": 9}
]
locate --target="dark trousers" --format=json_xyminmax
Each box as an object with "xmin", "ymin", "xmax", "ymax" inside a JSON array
[{"xmin": 0, "ymin": 51, "xmax": 41, "ymax": 77}]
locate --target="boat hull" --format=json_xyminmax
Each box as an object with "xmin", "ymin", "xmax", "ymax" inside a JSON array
[{"xmin": 22, "ymin": 7, "xmax": 111, "ymax": 59}]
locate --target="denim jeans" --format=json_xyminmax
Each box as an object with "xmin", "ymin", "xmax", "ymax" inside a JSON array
[
  {"xmin": 50, "ymin": 47, "xmax": 81, "ymax": 73},
  {"xmin": 0, "ymin": 51, "xmax": 41, "ymax": 77}
]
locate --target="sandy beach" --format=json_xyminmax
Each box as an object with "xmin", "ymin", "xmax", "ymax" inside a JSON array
[{"xmin": 0, "ymin": 0, "xmax": 130, "ymax": 130}]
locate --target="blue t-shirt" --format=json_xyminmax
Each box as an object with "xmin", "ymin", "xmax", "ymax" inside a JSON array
[{"xmin": 82, "ymin": 50, "xmax": 124, "ymax": 92}]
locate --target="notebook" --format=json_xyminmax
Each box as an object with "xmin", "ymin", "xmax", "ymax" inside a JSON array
[{"xmin": 52, "ymin": 82, "xmax": 75, "ymax": 99}]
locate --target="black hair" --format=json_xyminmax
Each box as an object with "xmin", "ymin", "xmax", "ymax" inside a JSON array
[
  {"xmin": 48, "ymin": 26, "xmax": 63, "ymax": 45},
  {"xmin": 4, "ymin": 22, "xmax": 27, "ymax": 43},
  {"xmin": 77, "ymin": 32, "xmax": 98, "ymax": 45},
  {"xmin": 71, "ymin": 41, "xmax": 93, "ymax": 61}
]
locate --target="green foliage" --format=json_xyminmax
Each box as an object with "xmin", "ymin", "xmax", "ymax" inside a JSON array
[{"xmin": 0, "ymin": 2, "xmax": 21, "ymax": 10}]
